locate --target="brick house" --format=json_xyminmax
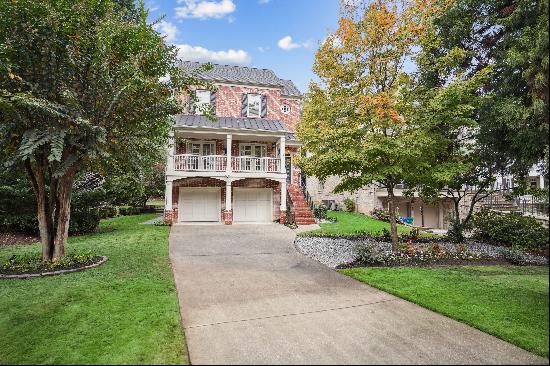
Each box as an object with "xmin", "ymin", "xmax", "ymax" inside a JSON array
[{"xmin": 164, "ymin": 62, "xmax": 315, "ymax": 225}]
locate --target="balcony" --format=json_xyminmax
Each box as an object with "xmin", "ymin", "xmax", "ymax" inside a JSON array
[{"xmin": 172, "ymin": 154, "xmax": 282, "ymax": 173}]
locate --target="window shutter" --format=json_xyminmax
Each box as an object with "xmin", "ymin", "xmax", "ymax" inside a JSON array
[
  {"xmin": 261, "ymin": 95, "xmax": 268, "ymax": 118},
  {"xmin": 210, "ymin": 90, "xmax": 217, "ymax": 115},
  {"xmin": 241, "ymin": 94, "xmax": 248, "ymax": 117}
]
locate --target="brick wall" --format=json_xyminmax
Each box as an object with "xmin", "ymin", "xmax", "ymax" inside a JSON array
[{"xmin": 180, "ymin": 84, "xmax": 301, "ymax": 132}]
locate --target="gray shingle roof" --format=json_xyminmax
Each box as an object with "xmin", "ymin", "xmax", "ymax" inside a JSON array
[
  {"xmin": 279, "ymin": 80, "xmax": 302, "ymax": 98},
  {"xmin": 175, "ymin": 115, "xmax": 289, "ymax": 133},
  {"xmin": 180, "ymin": 61, "xmax": 302, "ymax": 97}
]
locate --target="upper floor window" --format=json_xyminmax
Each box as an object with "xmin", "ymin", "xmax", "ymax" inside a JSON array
[
  {"xmin": 247, "ymin": 94, "xmax": 262, "ymax": 118},
  {"xmin": 281, "ymin": 104, "xmax": 291, "ymax": 114},
  {"xmin": 194, "ymin": 90, "xmax": 211, "ymax": 114}
]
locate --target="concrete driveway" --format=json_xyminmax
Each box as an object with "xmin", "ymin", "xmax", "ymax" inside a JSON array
[{"xmin": 169, "ymin": 225, "xmax": 547, "ymax": 365}]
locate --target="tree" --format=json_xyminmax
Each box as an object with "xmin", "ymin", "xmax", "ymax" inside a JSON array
[
  {"xmin": 298, "ymin": 0, "xmax": 438, "ymax": 250},
  {"xmin": 413, "ymin": 0, "xmax": 549, "ymax": 241},
  {"xmin": 0, "ymin": 1, "xmax": 202, "ymax": 261},
  {"xmin": 424, "ymin": 0, "xmax": 549, "ymax": 180}
]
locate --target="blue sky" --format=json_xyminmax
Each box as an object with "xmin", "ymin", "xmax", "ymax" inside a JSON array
[{"xmin": 146, "ymin": 0, "xmax": 340, "ymax": 92}]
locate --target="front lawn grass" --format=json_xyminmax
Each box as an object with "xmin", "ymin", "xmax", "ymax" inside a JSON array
[
  {"xmin": 340, "ymin": 266, "xmax": 549, "ymax": 358},
  {"xmin": 300, "ymin": 210, "xmax": 412, "ymax": 237},
  {"xmin": 0, "ymin": 214, "xmax": 187, "ymax": 365}
]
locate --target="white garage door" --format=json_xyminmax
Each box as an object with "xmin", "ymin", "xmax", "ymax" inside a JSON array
[
  {"xmin": 179, "ymin": 188, "xmax": 220, "ymax": 222},
  {"xmin": 233, "ymin": 188, "xmax": 272, "ymax": 223}
]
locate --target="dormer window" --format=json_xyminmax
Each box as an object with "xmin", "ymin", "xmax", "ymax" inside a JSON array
[
  {"xmin": 247, "ymin": 94, "xmax": 262, "ymax": 118},
  {"xmin": 194, "ymin": 90, "xmax": 211, "ymax": 114}
]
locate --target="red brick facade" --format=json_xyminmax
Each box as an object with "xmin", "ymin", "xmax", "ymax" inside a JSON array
[{"xmin": 181, "ymin": 84, "xmax": 301, "ymax": 132}]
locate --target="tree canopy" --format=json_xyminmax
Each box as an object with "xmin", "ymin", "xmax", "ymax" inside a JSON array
[{"xmin": 0, "ymin": 0, "xmax": 202, "ymax": 260}]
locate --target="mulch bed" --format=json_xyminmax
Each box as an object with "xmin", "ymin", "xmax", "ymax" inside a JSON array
[
  {"xmin": 0, "ymin": 232, "xmax": 40, "ymax": 246},
  {"xmin": 0, "ymin": 256, "xmax": 107, "ymax": 278},
  {"xmin": 337, "ymin": 258, "xmax": 513, "ymax": 269}
]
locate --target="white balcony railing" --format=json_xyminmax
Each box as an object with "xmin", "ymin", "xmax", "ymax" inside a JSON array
[
  {"xmin": 173, "ymin": 154, "xmax": 227, "ymax": 172},
  {"xmin": 172, "ymin": 154, "xmax": 282, "ymax": 173},
  {"xmin": 232, "ymin": 156, "xmax": 281, "ymax": 173}
]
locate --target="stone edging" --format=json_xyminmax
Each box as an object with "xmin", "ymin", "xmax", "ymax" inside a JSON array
[{"xmin": 0, "ymin": 256, "xmax": 108, "ymax": 279}]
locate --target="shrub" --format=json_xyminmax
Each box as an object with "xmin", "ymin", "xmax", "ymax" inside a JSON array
[
  {"xmin": 0, "ymin": 179, "xmax": 106, "ymax": 236},
  {"xmin": 343, "ymin": 198, "xmax": 355, "ymax": 212},
  {"xmin": 69, "ymin": 189, "xmax": 107, "ymax": 235},
  {"xmin": 471, "ymin": 209, "xmax": 549, "ymax": 249},
  {"xmin": 355, "ymin": 242, "xmax": 381, "ymax": 265},
  {"xmin": 370, "ymin": 207, "xmax": 402, "ymax": 223},
  {"xmin": 313, "ymin": 204, "xmax": 327, "ymax": 220},
  {"xmin": 98, "ymin": 205, "xmax": 118, "ymax": 219}
]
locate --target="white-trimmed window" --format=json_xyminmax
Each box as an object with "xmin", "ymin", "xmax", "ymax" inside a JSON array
[
  {"xmin": 194, "ymin": 90, "xmax": 211, "ymax": 114},
  {"xmin": 188, "ymin": 141, "xmax": 215, "ymax": 156},
  {"xmin": 247, "ymin": 94, "xmax": 262, "ymax": 118},
  {"xmin": 281, "ymin": 104, "xmax": 291, "ymax": 114},
  {"xmin": 239, "ymin": 143, "xmax": 267, "ymax": 157}
]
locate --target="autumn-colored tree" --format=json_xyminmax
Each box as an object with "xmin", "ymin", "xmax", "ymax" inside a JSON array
[{"xmin": 298, "ymin": 0, "xmax": 438, "ymax": 250}]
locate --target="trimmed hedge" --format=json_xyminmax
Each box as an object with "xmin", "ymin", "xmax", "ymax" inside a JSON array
[{"xmin": 472, "ymin": 209, "xmax": 549, "ymax": 249}]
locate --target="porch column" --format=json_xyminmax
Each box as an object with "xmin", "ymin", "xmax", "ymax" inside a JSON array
[
  {"xmin": 164, "ymin": 179, "xmax": 175, "ymax": 224},
  {"xmin": 166, "ymin": 130, "xmax": 175, "ymax": 174},
  {"xmin": 540, "ymin": 174, "xmax": 545, "ymax": 189},
  {"xmin": 280, "ymin": 180, "xmax": 287, "ymax": 224},
  {"xmin": 279, "ymin": 135, "xmax": 286, "ymax": 174},
  {"xmin": 226, "ymin": 134, "xmax": 232, "ymax": 174},
  {"xmin": 224, "ymin": 179, "xmax": 233, "ymax": 225}
]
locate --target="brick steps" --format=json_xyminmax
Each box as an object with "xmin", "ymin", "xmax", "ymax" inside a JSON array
[{"xmin": 288, "ymin": 184, "xmax": 316, "ymax": 225}]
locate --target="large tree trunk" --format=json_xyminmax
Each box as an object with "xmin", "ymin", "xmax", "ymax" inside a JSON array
[
  {"xmin": 387, "ymin": 186, "xmax": 399, "ymax": 251},
  {"xmin": 52, "ymin": 170, "xmax": 76, "ymax": 260},
  {"xmin": 25, "ymin": 155, "xmax": 79, "ymax": 262}
]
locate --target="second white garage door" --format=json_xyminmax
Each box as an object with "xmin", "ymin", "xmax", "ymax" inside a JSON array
[{"xmin": 233, "ymin": 188, "xmax": 272, "ymax": 223}]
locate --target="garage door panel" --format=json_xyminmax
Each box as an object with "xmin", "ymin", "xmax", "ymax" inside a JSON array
[
  {"xmin": 233, "ymin": 188, "xmax": 272, "ymax": 223},
  {"xmin": 180, "ymin": 188, "xmax": 220, "ymax": 222}
]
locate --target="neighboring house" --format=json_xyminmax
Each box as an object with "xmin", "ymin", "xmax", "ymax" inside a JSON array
[
  {"xmin": 306, "ymin": 164, "xmax": 548, "ymax": 230},
  {"xmin": 306, "ymin": 178, "xmax": 454, "ymax": 229},
  {"xmin": 164, "ymin": 62, "xmax": 315, "ymax": 225}
]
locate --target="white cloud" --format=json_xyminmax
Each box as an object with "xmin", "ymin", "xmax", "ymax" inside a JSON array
[
  {"xmin": 257, "ymin": 46, "xmax": 270, "ymax": 53},
  {"xmin": 175, "ymin": 44, "xmax": 251, "ymax": 65},
  {"xmin": 176, "ymin": 0, "xmax": 236, "ymax": 20},
  {"xmin": 277, "ymin": 36, "xmax": 311, "ymax": 51},
  {"xmin": 153, "ymin": 21, "xmax": 178, "ymax": 42},
  {"xmin": 258, "ymin": 0, "xmax": 271, "ymax": 4}
]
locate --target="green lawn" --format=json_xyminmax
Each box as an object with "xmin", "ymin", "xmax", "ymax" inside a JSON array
[
  {"xmin": 340, "ymin": 266, "xmax": 549, "ymax": 358},
  {"xmin": 0, "ymin": 214, "xmax": 187, "ymax": 365},
  {"xmin": 301, "ymin": 210, "xmax": 412, "ymax": 237}
]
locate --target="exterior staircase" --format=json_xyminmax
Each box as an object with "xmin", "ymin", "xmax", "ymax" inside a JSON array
[{"xmin": 287, "ymin": 184, "xmax": 316, "ymax": 225}]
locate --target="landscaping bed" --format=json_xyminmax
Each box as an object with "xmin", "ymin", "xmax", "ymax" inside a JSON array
[
  {"xmin": 295, "ymin": 236, "xmax": 549, "ymax": 269},
  {"xmin": 0, "ymin": 253, "xmax": 106, "ymax": 277}
]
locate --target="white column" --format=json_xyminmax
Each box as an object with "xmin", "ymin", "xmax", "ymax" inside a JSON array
[
  {"xmin": 279, "ymin": 135, "xmax": 286, "ymax": 174},
  {"xmin": 226, "ymin": 134, "xmax": 232, "ymax": 174},
  {"xmin": 540, "ymin": 175, "xmax": 545, "ymax": 189},
  {"xmin": 280, "ymin": 180, "xmax": 287, "ymax": 211},
  {"xmin": 165, "ymin": 180, "xmax": 173, "ymax": 210},
  {"xmin": 225, "ymin": 180, "xmax": 232, "ymax": 211},
  {"xmin": 166, "ymin": 131, "xmax": 175, "ymax": 174}
]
